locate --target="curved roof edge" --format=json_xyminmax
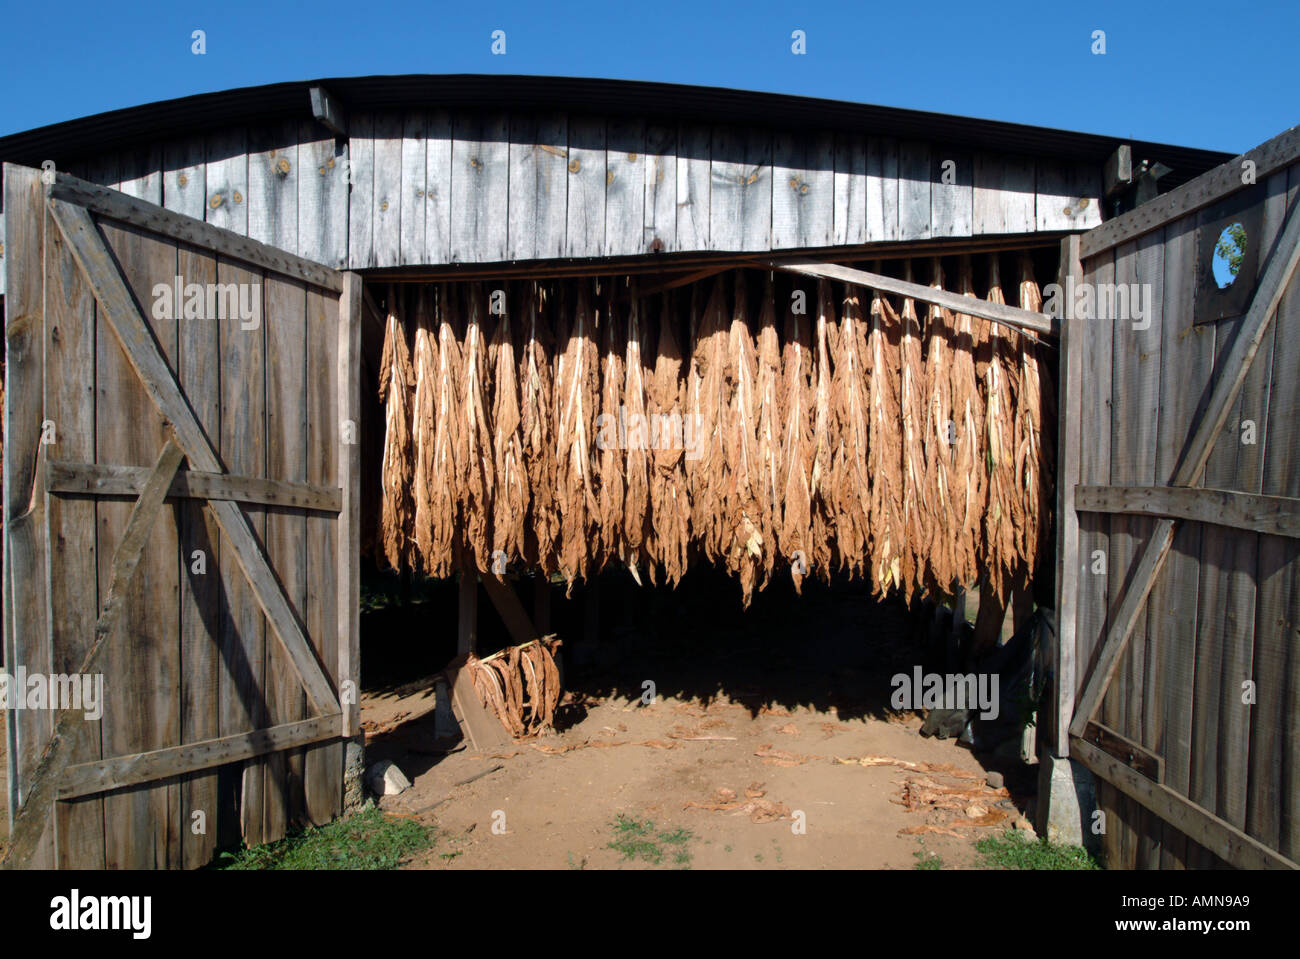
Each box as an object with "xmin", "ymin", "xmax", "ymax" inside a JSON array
[{"xmin": 0, "ymin": 74, "xmax": 1234, "ymax": 189}]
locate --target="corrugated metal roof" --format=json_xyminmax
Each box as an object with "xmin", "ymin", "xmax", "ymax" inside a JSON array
[{"xmin": 0, "ymin": 74, "xmax": 1233, "ymax": 188}]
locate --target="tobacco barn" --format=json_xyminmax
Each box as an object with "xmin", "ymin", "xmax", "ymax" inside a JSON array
[{"xmin": 1, "ymin": 75, "xmax": 1296, "ymax": 871}]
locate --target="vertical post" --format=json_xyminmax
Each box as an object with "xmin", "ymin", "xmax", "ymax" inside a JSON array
[
  {"xmin": 337, "ymin": 272, "xmax": 362, "ymax": 739},
  {"xmin": 458, "ymin": 572, "xmax": 478, "ymax": 656},
  {"xmin": 1051, "ymin": 235, "xmax": 1084, "ymax": 758}
]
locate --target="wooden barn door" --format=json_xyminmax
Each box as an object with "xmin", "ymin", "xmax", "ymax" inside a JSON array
[
  {"xmin": 2, "ymin": 164, "xmax": 361, "ymax": 869},
  {"xmin": 1054, "ymin": 127, "xmax": 1300, "ymax": 870}
]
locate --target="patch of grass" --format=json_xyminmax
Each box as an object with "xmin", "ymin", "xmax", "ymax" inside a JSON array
[
  {"xmin": 567, "ymin": 851, "xmax": 588, "ymax": 870},
  {"xmin": 607, "ymin": 815, "xmax": 694, "ymax": 868},
  {"xmin": 913, "ymin": 845, "xmax": 944, "ymax": 870},
  {"xmin": 975, "ymin": 830, "xmax": 1100, "ymax": 870},
  {"xmin": 212, "ymin": 805, "xmax": 434, "ymax": 870}
]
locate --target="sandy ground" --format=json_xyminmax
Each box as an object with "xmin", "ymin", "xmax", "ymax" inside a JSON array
[{"xmin": 361, "ymin": 683, "xmax": 1035, "ymax": 870}]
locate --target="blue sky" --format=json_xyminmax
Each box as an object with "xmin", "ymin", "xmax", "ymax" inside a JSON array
[{"xmin": 2, "ymin": 0, "xmax": 1295, "ymax": 152}]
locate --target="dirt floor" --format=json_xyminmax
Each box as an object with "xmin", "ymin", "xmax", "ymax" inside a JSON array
[{"xmin": 359, "ymin": 566, "xmax": 1040, "ymax": 870}]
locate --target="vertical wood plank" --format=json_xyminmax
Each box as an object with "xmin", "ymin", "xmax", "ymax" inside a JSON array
[
  {"xmin": 772, "ymin": 130, "xmax": 833, "ymax": 249},
  {"xmin": 304, "ymin": 283, "xmax": 341, "ymax": 824},
  {"xmin": 973, "ymin": 153, "xmax": 1035, "ymax": 235},
  {"xmin": 347, "ymin": 113, "xmax": 375, "ymax": 269},
  {"xmin": 262, "ymin": 274, "xmax": 308, "ymax": 843},
  {"xmin": 162, "ymin": 138, "xmax": 206, "ymax": 219},
  {"xmin": 4, "ymin": 166, "xmax": 53, "ymax": 865},
  {"xmin": 297, "ymin": 122, "xmax": 349, "ymax": 270},
  {"xmin": 96, "ymin": 221, "xmax": 182, "ymax": 868},
  {"xmin": 400, "ymin": 112, "xmax": 428, "ymax": 265},
  {"xmin": 247, "ymin": 121, "xmax": 299, "ymax": 254},
  {"xmin": 176, "ymin": 240, "xmax": 222, "ymax": 869},
  {"xmin": 566, "ymin": 118, "xmax": 606, "ymax": 259},
  {"xmin": 930, "ymin": 148, "xmax": 972, "ymax": 238},
  {"xmin": 338, "ymin": 274, "xmax": 362, "ymax": 738},
  {"xmin": 898, "ymin": 141, "xmax": 931, "ymax": 241},
  {"xmin": 643, "ymin": 123, "xmax": 676, "ymax": 253},
  {"xmin": 118, "ymin": 144, "xmax": 162, "ymax": 204},
  {"xmin": 45, "ymin": 196, "xmax": 103, "ymax": 868},
  {"xmin": 709, "ymin": 126, "xmax": 771, "ymax": 252},
  {"xmin": 833, "ymin": 132, "xmax": 866, "ymax": 247},
  {"xmin": 372, "ymin": 113, "xmax": 404, "ymax": 268},
  {"xmin": 676, "ymin": 124, "xmax": 711, "ymax": 252},
  {"xmin": 423, "ymin": 110, "xmax": 453, "ymax": 266},
  {"xmin": 1037, "ymin": 159, "xmax": 1102, "ymax": 231},
  {"xmin": 204, "ymin": 129, "xmax": 248, "ymax": 235},
  {"xmin": 865, "ymin": 137, "xmax": 899, "ymax": 243},
  {"xmin": 451, "ymin": 113, "xmax": 510, "ymax": 263},
  {"xmin": 605, "ymin": 119, "xmax": 646, "ymax": 257}
]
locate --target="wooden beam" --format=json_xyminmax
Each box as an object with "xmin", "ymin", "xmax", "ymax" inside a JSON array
[
  {"xmin": 1070, "ymin": 735, "xmax": 1297, "ymax": 870},
  {"xmin": 309, "ymin": 86, "xmax": 348, "ymax": 137},
  {"xmin": 1051, "ymin": 236, "xmax": 1084, "ymax": 758},
  {"xmin": 45, "ymin": 170, "xmax": 343, "ymax": 292},
  {"xmin": 481, "ymin": 574, "xmax": 540, "ymax": 648},
  {"xmin": 768, "ymin": 258, "xmax": 1057, "ymax": 335},
  {"xmin": 46, "ymin": 460, "xmax": 343, "ymax": 512},
  {"xmin": 44, "ymin": 197, "xmax": 340, "ymax": 719},
  {"xmin": 1069, "ymin": 197, "xmax": 1300, "ymax": 739},
  {"xmin": 1081, "ymin": 721, "xmax": 1163, "ymax": 782},
  {"xmin": 1076, "ymin": 483, "xmax": 1300, "ymax": 539},
  {"xmin": 1, "ymin": 440, "xmax": 184, "ymax": 870},
  {"xmin": 59, "ymin": 715, "xmax": 341, "ymax": 800},
  {"xmin": 1081, "ymin": 124, "xmax": 1300, "ymax": 258},
  {"xmin": 337, "ymin": 272, "xmax": 363, "ymax": 738},
  {"xmin": 446, "ymin": 655, "xmax": 511, "ymax": 752}
]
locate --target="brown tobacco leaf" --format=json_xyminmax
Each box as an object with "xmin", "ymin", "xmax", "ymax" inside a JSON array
[
  {"xmin": 519, "ymin": 282, "xmax": 558, "ymax": 571},
  {"xmin": 490, "ymin": 284, "xmax": 528, "ymax": 567},
  {"xmin": 553, "ymin": 281, "xmax": 601, "ymax": 589},
  {"xmin": 777, "ymin": 278, "xmax": 816, "ymax": 592},
  {"xmin": 898, "ymin": 263, "xmax": 929, "ymax": 596},
  {"xmin": 378, "ymin": 295, "xmax": 416, "ymax": 571},
  {"xmin": 460, "ymin": 284, "xmax": 497, "ymax": 573},
  {"xmin": 866, "ymin": 284, "xmax": 905, "ymax": 596},
  {"xmin": 622, "ymin": 291, "xmax": 653, "ymax": 575},
  {"xmin": 647, "ymin": 291, "xmax": 691, "ymax": 586},
  {"xmin": 594, "ymin": 284, "xmax": 626, "ymax": 569}
]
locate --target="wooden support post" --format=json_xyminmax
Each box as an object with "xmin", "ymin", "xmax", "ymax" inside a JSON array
[{"xmin": 457, "ymin": 572, "xmax": 478, "ymax": 656}]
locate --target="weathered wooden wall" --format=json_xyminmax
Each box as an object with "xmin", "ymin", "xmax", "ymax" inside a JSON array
[
  {"xmin": 1067, "ymin": 146, "xmax": 1300, "ymax": 869},
  {"xmin": 36, "ymin": 111, "xmax": 1101, "ymax": 273}
]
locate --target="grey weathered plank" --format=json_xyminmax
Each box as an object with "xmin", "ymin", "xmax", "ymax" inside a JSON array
[
  {"xmin": 709, "ymin": 126, "xmax": 771, "ymax": 252},
  {"xmin": 247, "ymin": 121, "xmax": 299, "ymax": 254},
  {"xmin": 1037, "ymin": 158, "xmax": 1102, "ymax": 232},
  {"xmin": 372, "ymin": 113, "xmax": 404, "ymax": 268},
  {"xmin": 118, "ymin": 144, "xmax": 162, "ymax": 204},
  {"xmin": 297, "ymin": 122, "xmax": 349, "ymax": 270},
  {"xmin": 175, "ymin": 238, "xmax": 221, "ymax": 868},
  {"xmin": 772, "ymin": 130, "xmax": 834, "ymax": 249},
  {"xmin": 930, "ymin": 149, "xmax": 972, "ymax": 238},
  {"xmin": 508, "ymin": 114, "xmax": 568, "ymax": 261},
  {"xmin": 337, "ymin": 273, "xmax": 363, "ymax": 737},
  {"xmin": 897, "ymin": 141, "xmax": 931, "ymax": 241},
  {"xmin": 833, "ymin": 132, "xmax": 866, "ymax": 247},
  {"xmin": 162, "ymin": 137, "xmax": 207, "ymax": 219},
  {"xmin": 1075, "ymin": 485, "xmax": 1300, "ymax": 536},
  {"xmin": 96, "ymin": 218, "xmax": 182, "ymax": 869},
  {"xmin": 423, "ymin": 110, "xmax": 453, "ymax": 265},
  {"xmin": 566, "ymin": 117, "xmax": 606, "ymax": 258},
  {"xmin": 676, "ymin": 124, "xmax": 711, "ymax": 251},
  {"xmin": 973, "ymin": 153, "xmax": 1035, "ymax": 235},
  {"xmin": 204, "ymin": 128, "xmax": 248, "ymax": 235},
  {"xmin": 43, "ymin": 197, "xmax": 104, "ymax": 868},
  {"xmin": 46, "ymin": 460, "xmax": 342, "ymax": 511},
  {"xmin": 605, "ymin": 119, "xmax": 646, "ymax": 257},
  {"xmin": 263, "ymin": 272, "xmax": 309, "ymax": 843},
  {"xmin": 643, "ymin": 123, "xmax": 676, "ymax": 253},
  {"xmin": 451, "ymin": 113, "xmax": 509, "ymax": 263},
  {"xmin": 347, "ymin": 112, "xmax": 375, "ymax": 269},
  {"xmin": 865, "ymin": 137, "xmax": 899, "ymax": 243},
  {"xmin": 303, "ymin": 282, "xmax": 342, "ymax": 824},
  {"xmin": 399, "ymin": 112, "xmax": 428, "ymax": 265},
  {"xmin": 59, "ymin": 715, "xmax": 340, "ymax": 801}
]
